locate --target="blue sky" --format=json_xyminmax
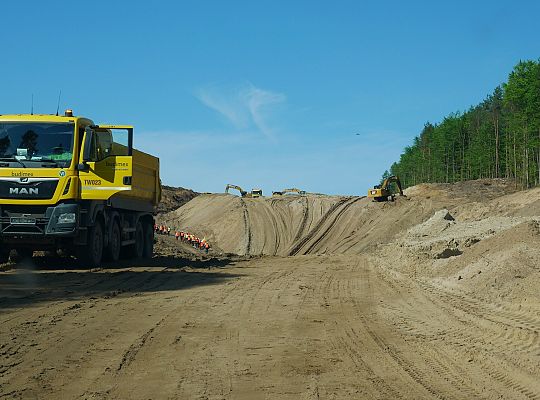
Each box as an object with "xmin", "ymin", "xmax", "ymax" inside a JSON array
[{"xmin": 2, "ymin": 1, "xmax": 539, "ymax": 194}]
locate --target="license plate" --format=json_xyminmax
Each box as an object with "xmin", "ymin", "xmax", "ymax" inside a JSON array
[{"xmin": 10, "ymin": 217, "xmax": 36, "ymax": 225}]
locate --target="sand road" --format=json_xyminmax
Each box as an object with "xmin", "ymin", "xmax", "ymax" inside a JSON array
[{"xmin": 1, "ymin": 252, "xmax": 539, "ymax": 399}]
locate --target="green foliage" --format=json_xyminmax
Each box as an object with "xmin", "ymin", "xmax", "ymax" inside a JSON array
[
  {"xmin": 381, "ymin": 170, "xmax": 390, "ymax": 184},
  {"xmin": 390, "ymin": 59, "xmax": 540, "ymax": 189}
]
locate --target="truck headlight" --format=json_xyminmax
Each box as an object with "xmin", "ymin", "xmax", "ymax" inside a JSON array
[{"xmin": 58, "ymin": 212, "xmax": 76, "ymax": 224}]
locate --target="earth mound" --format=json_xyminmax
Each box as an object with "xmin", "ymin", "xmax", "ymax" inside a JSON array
[
  {"xmin": 159, "ymin": 179, "xmax": 535, "ymax": 260},
  {"xmin": 157, "ymin": 185, "xmax": 199, "ymax": 214}
]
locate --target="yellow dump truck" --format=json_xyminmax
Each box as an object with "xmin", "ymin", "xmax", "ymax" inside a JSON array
[
  {"xmin": 250, "ymin": 188, "xmax": 263, "ymax": 198},
  {"xmin": 0, "ymin": 110, "xmax": 161, "ymax": 266}
]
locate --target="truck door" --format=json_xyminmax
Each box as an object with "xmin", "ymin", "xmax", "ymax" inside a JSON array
[{"xmin": 79, "ymin": 125, "xmax": 133, "ymax": 200}]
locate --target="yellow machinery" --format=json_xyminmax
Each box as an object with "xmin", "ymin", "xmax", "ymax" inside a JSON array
[
  {"xmin": 368, "ymin": 175, "xmax": 404, "ymax": 201},
  {"xmin": 251, "ymin": 188, "xmax": 263, "ymax": 198},
  {"xmin": 225, "ymin": 184, "xmax": 263, "ymax": 198},
  {"xmin": 272, "ymin": 188, "xmax": 306, "ymax": 196},
  {"xmin": 0, "ymin": 110, "xmax": 161, "ymax": 266},
  {"xmin": 225, "ymin": 184, "xmax": 248, "ymax": 197}
]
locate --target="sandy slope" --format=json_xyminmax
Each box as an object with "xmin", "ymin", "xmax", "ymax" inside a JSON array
[
  {"xmin": 1, "ymin": 179, "xmax": 540, "ymax": 399},
  {"xmin": 162, "ymin": 179, "xmax": 536, "ymax": 258},
  {"xmin": 161, "ymin": 193, "xmax": 428, "ymax": 256}
]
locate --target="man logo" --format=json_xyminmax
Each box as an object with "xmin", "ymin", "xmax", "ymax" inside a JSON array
[
  {"xmin": 20, "ymin": 177, "xmax": 29, "ymax": 183},
  {"xmin": 10, "ymin": 188, "xmax": 38, "ymax": 195}
]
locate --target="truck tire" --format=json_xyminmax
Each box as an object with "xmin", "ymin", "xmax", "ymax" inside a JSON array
[
  {"xmin": 134, "ymin": 221, "xmax": 144, "ymax": 259},
  {"xmin": 13, "ymin": 249, "xmax": 33, "ymax": 262},
  {"xmin": 142, "ymin": 221, "xmax": 154, "ymax": 259},
  {"xmin": 105, "ymin": 220, "xmax": 121, "ymax": 262},
  {"xmin": 0, "ymin": 249, "xmax": 10, "ymax": 264},
  {"xmin": 78, "ymin": 221, "xmax": 104, "ymax": 268}
]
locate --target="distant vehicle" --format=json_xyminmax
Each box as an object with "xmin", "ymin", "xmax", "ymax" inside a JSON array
[
  {"xmin": 225, "ymin": 184, "xmax": 263, "ymax": 198},
  {"xmin": 0, "ymin": 110, "xmax": 161, "ymax": 267},
  {"xmin": 368, "ymin": 175, "xmax": 404, "ymax": 202},
  {"xmin": 251, "ymin": 188, "xmax": 263, "ymax": 198},
  {"xmin": 225, "ymin": 184, "xmax": 248, "ymax": 197},
  {"xmin": 272, "ymin": 188, "xmax": 307, "ymax": 196}
]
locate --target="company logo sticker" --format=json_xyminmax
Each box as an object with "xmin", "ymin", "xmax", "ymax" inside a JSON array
[
  {"xmin": 12, "ymin": 171, "xmax": 33, "ymax": 177},
  {"xmin": 59, "ymin": 170, "xmax": 66, "ymax": 177},
  {"xmin": 10, "ymin": 188, "xmax": 39, "ymax": 195}
]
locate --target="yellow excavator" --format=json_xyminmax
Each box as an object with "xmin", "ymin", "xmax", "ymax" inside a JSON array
[
  {"xmin": 272, "ymin": 188, "xmax": 307, "ymax": 196},
  {"xmin": 367, "ymin": 175, "xmax": 404, "ymax": 201},
  {"xmin": 225, "ymin": 184, "xmax": 247, "ymax": 197},
  {"xmin": 225, "ymin": 184, "xmax": 263, "ymax": 198}
]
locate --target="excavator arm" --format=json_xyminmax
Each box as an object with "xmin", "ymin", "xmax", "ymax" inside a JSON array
[
  {"xmin": 225, "ymin": 184, "xmax": 247, "ymax": 197},
  {"xmin": 381, "ymin": 176, "xmax": 403, "ymax": 196},
  {"xmin": 368, "ymin": 175, "xmax": 404, "ymax": 201},
  {"xmin": 393, "ymin": 177, "xmax": 404, "ymax": 196}
]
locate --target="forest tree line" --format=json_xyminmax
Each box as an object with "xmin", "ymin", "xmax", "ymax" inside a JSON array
[{"xmin": 388, "ymin": 59, "xmax": 540, "ymax": 188}]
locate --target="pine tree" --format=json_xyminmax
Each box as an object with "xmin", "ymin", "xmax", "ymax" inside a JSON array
[{"xmin": 389, "ymin": 59, "xmax": 540, "ymax": 189}]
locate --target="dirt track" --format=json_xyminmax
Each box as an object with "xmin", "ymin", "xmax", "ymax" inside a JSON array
[{"xmin": 1, "ymin": 179, "xmax": 540, "ymax": 399}]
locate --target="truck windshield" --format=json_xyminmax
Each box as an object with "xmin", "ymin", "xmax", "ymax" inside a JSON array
[{"xmin": 0, "ymin": 123, "xmax": 75, "ymax": 168}]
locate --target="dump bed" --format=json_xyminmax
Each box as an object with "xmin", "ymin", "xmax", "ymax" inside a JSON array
[{"xmin": 115, "ymin": 148, "xmax": 161, "ymax": 211}]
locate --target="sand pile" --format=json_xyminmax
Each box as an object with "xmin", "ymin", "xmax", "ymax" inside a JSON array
[
  {"xmin": 429, "ymin": 220, "xmax": 540, "ymax": 299},
  {"xmin": 157, "ymin": 185, "xmax": 199, "ymax": 214},
  {"xmin": 396, "ymin": 208, "xmax": 538, "ymax": 260},
  {"xmin": 159, "ymin": 179, "xmax": 538, "ymax": 303},
  {"xmin": 159, "ymin": 181, "xmax": 474, "ymax": 256},
  {"xmin": 161, "ymin": 192, "xmax": 444, "ymax": 256},
  {"xmin": 161, "ymin": 194, "xmax": 346, "ymax": 255},
  {"xmin": 373, "ymin": 182, "xmax": 540, "ymax": 305}
]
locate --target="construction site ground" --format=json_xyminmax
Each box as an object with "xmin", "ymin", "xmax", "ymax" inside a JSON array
[{"xmin": 1, "ymin": 179, "xmax": 540, "ymax": 399}]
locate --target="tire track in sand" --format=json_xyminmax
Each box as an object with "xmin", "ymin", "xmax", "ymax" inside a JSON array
[
  {"xmin": 288, "ymin": 197, "xmax": 353, "ymax": 256},
  {"xmin": 303, "ymin": 196, "xmax": 364, "ymax": 255},
  {"xmin": 349, "ymin": 258, "xmax": 488, "ymax": 399},
  {"xmin": 293, "ymin": 196, "xmax": 310, "ymax": 243},
  {"xmin": 240, "ymin": 198, "xmax": 252, "ymax": 255},
  {"xmin": 289, "ymin": 197, "xmax": 363, "ymax": 256},
  {"xmin": 373, "ymin": 263, "xmax": 540, "ymax": 399}
]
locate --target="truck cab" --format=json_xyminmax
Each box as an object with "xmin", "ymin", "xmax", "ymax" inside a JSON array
[
  {"xmin": 0, "ymin": 110, "xmax": 161, "ymax": 266},
  {"xmin": 251, "ymin": 189, "xmax": 263, "ymax": 198}
]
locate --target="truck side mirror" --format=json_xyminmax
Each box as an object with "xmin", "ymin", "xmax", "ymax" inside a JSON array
[{"xmin": 82, "ymin": 127, "xmax": 94, "ymax": 163}]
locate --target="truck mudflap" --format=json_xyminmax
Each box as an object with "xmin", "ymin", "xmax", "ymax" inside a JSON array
[{"xmin": 0, "ymin": 203, "xmax": 80, "ymax": 237}]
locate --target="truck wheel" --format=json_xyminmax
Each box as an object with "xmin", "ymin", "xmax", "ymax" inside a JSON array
[
  {"xmin": 134, "ymin": 221, "xmax": 144, "ymax": 259},
  {"xmin": 79, "ymin": 222, "xmax": 104, "ymax": 268},
  {"xmin": 105, "ymin": 221, "xmax": 121, "ymax": 262},
  {"xmin": 142, "ymin": 221, "xmax": 154, "ymax": 259},
  {"xmin": 15, "ymin": 249, "xmax": 33, "ymax": 261},
  {"xmin": 0, "ymin": 249, "xmax": 10, "ymax": 264}
]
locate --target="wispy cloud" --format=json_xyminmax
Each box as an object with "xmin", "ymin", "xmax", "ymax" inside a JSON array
[
  {"xmin": 195, "ymin": 89, "xmax": 248, "ymax": 129},
  {"xmin": 195, "ymin": 83, "xmax": 286, "ymax": 140}
]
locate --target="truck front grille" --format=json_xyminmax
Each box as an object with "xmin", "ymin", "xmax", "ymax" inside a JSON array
[{"xmin": 0, "ymin": 178, "xmax": 59, "ymax": 200}]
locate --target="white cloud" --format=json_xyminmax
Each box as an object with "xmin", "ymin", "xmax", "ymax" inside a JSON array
[
  {"xmin": 136, "ymin": 129, "xmax": 255, "ymax": 155},
  {"xmin": 195, "ymin": 83, "xmax": 286, "ymax": 140},
  {"xmin": 195, "ymin": 89, "xmax": 248, "ymax": 129}
]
